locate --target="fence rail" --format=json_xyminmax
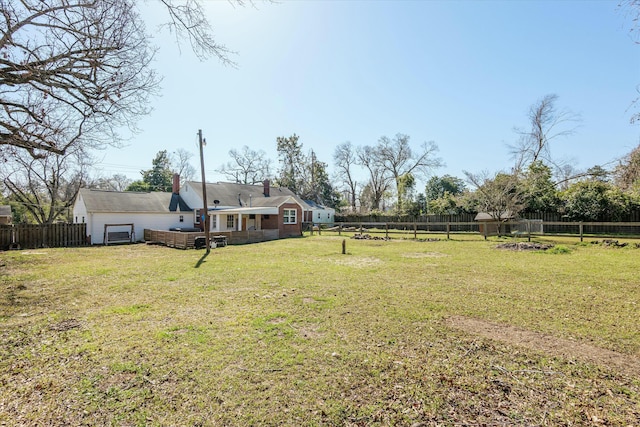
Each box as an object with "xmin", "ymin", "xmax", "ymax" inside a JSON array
[
  {"xmin": 315, "ymin": 221, "xmax": 640, "ymax": 241},
  {"xmin": 0, "ymin": 223, "xmax": 87, "ymax": 250}
]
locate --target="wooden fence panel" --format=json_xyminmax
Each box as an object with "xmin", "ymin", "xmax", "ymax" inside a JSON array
[{"xmin": 0, "ymin": 223, "xmax": 87, "ymax": 249}]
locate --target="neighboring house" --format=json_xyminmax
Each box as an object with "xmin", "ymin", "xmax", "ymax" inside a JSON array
[
  {"xmin": 180, "ymin": 179, "xmax": 309, "ymax": 238},
  {"xmin": 303, "ymin": 200, "xmax": 335, "ymax": 224},
  {"xmin": 73, "ymin": 176, "xmax": 191, "ymax": 244},
  {"xmin": 0, "ymin": 205, "xmax": 12, "ymax": 225}
]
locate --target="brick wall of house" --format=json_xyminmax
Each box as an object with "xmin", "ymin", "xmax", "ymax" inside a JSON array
[
  {"xmin": 261, "ymin": 213, "xmax": 279, "ymax": 230},
  {"xmin": 279, "ymin": 203, "xmax": 302, "ymax": 238}
]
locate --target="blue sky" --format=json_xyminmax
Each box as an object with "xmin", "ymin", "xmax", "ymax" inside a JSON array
[{"xmin": 96, "ymin": 0, "xmax": 640, "ymax": 190}]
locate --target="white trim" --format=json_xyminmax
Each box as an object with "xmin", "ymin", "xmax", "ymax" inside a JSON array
[
  {"xmin": 213, "ymin": 206, "xmax": 279, "ymax": 215},
  {"xmin": 283, "ymin": 208, "xmax": 297, "ymax": 224}
]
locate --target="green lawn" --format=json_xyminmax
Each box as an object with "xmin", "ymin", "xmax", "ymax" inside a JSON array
[{"xmin": 1, "ymin": 235, "xmax": 638, "ymax": 426}]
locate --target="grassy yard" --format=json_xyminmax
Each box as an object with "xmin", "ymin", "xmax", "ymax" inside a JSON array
[{"xmin": 1, "ymin": 235, "xmax": 639, "ymax": 426}]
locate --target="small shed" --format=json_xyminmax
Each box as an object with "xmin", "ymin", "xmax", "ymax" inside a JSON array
[
  {"xmin": 0, "ymin": 205, "xmax": 12, "ymax": 225},
  {"xmin": 474, "ymin": 211, "xmax": 514, "ymax": 236}
]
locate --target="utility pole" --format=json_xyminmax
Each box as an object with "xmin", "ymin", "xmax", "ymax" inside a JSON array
[{"xmin": 198, "ymin": 129, "xmax": 210, "ymax": 254}]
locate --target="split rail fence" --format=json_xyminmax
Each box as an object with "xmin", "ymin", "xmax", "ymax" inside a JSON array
[{"xmin": 313, "ymin": 221, "xmax": 640, "ymax": 241}]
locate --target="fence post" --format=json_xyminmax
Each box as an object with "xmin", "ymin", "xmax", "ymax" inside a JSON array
[
  {"xmin": 385, "ymin": 223, "xmax": 389, "ymax": 239},
  {"xmin": 338, "ymin": 224, "xmax": 342, "ymax": 236},
  {"xmin": 446, "ymin": 222, "xmax": 450, "ymax": 240},
  {"xmin": 527, "ymin": 220, "xmax": 531, "ymax": 242},
  {"xmin": 414, "ymin": 222, "xmax": 417, "ymax": 239},
  {"xmin": 579, "ymin": 222, "xmax": 583, "ymax": 242}
]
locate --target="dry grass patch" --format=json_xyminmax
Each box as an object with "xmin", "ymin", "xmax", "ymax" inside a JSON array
[{"xmin": 401, "ymin": 251, "xmax": 449, "ymax": 258}]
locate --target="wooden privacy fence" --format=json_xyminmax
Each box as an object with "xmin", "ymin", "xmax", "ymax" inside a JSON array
[
  {"xmin": 144, "ymin": 229, "xmax": 280, "ymax": 249},
  {"xmin": 318, "ymin": 221, "xmax": 640, "ymax": 241},
  {"xmin": 0, "ymin": 223, "xmax": 87, "ymax": 249}
]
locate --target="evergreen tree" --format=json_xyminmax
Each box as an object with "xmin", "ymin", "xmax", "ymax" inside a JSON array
[{"xmin": 127, "ymin": 151, "xmax": 173, "ymax": 192}]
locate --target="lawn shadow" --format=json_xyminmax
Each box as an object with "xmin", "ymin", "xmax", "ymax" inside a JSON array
[{"xmin": 195, "ymin": 250, "xmax": 210, "ymax": 268}]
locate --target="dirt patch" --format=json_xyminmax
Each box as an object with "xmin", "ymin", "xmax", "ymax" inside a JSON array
[
  {"xmin": 495, "ymin": 242, "xmax": 552, "ymax": 251},
  {"xmin": 446, "ymin": 315, "xmax": 640, "ymax": 377},
  {"xmin": 267, "ymin": 317, "xmax": 286, "ymax": 325},
  {"xmin": 351, "ymin": 233, "xmax": 391, "ymax": 241},
  {"xmin": 49, "ymin": 318, "xmax": 81, "ymax": 332}
]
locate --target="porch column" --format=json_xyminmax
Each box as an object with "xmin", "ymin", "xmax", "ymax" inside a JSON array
[
  {"xmin": 237, "ymin": 213, "xmax": 243, "ymax": 231},
  {"xmin": 210, "ymin": 213, "xmax": 218, "ymax": 232}
]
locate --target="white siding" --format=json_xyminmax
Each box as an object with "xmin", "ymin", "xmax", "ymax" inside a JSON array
[
  {"xmin": 72, "ymin": 195, "xmax": 88, "ymax": 224},
  {"xmin": 179, "ymin": 183, "xmax": 203, "ymax": 210},
  {"xmin": 87, "ymin": 212, "xmax": 187, "ymax": 244},
  {"xmin": 311, "ymin": 208, "xmax": 335, "ymax": 224}
]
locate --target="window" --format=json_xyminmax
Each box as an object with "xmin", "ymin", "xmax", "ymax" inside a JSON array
[
  {"xmin": 226, "ymin": 215, "xmax": 235, "ymax": 229},
  {"xmin": 179, "ymin": 215, "xmax": 184, "ymax": 223},
  {"xmin": 211, "ymin": 215, "xmax": 217, "ymax": 229},
  {"xmin": 317, "ymin": 212, "xmax": 321, "ymax": 219},
  {"xmin": 283, "ymin": 209, "xmax": 297, "ymax": 224},
  {"xmin": 327, "ymin": 213, "xmax": 330, "ymax": 219},
  {"xmin": 194, "ymin": 210, "xmax": 201, "ymax": 225}
]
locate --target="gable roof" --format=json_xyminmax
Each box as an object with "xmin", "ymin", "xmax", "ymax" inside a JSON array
[
  {"xmin": 78, "ymin": 189, "xmax": 191, "ymax": 213},
  {"xmin": 185, "ymin": 181, "xmax": 311, "ymax": 210},
  {"xmin": 304, "ymin": 200, "xmax": 335, "ymax": 211}
]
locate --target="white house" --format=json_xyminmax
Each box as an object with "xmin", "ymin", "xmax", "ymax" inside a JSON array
[
  {"xmin": 303, "ymin": 200, "xmax": 335, "ymax": 224},
  {"xmin": 73, "ymin": 188, "xmax": 191, "ymax": 244},
  {"xmin": 73, "ymin": 176, "xmax": 310, "ymax": 244},
  {"xmin": 180, "ymin": 179, "xmax": 309, "ymax": 238}
]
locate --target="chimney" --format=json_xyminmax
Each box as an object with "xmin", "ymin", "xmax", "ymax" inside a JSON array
[
  {"xmin": 172, "ymin": 173, "xmax": 180, "ymax": 194},
  {"xmin": 263, "ymin": 179, "xmax": 270, "ymax": 197}
]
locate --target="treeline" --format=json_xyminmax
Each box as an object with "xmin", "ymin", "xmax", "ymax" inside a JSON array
[{"xmin": 3, "ymin": 95, "xmax": 640, "ymax": 225}]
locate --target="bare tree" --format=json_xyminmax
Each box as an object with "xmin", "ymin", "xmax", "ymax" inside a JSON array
[
  {"xmin": 620, "ymin": 1, "xmax": 640, "ymax": 123},
  {"xmin": 0, "ymin": 0, "xmax": 160, "ymax": 157},
  {"xmin": 217, "ymin": 145, "xmax": 272, "ymax": 184},
  {"xmin": 357, "ymin": 145, "xmax": 391, "ymax": 211},
  {"xmin": 1, "ymin": 1, "xmax": 256, "ymax": 158},
  {"xmin": 464, "ymin": 170, "xmax": 524, "ymax": 232},
  {"xmin": 171, "ymin": 148, "xmax": 197, "ymax": 184},
  {"xmin": 376, "ymin": 133, "xmax": 442, "ymax": 211},
  {"xmin": 613, "ymin": 143, "xmax": 640, "ymax": 191},
  {"xmin": 2, "ymin": 146, "xmax": 90, "ymax": 224},
  {"xmin": 333, "ymin": 141, "xmax": 359, "ymax": 212},
  {"xmin": 157, "ymin": 0, "xmax": 238, "ymax": 64},
  {"xmin": 511, "ymin": 94, "xmax": 581, "ymax": 172},
  {"xmin": 89, "ymin": 173, "xmax": 131, "ymax": 191}
]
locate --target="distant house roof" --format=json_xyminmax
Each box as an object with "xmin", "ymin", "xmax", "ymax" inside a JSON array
[
  {"xmin": 78, "ymin": 189, "xmax": 191, "ymax": 213},
  {"xmin": 304, "ymin": 200, "xmax": 335, "ymax": 211},
  {"xmin": 474, "ymin": 211, "xmax": 514, "ymax": 221},
  {"xmin": 0, "ymin": 205, "xmax": 11, "ymax": 217},
  {"xmin": 185, "ymin": 181, "xmax": 311, "ymax": 210}
]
